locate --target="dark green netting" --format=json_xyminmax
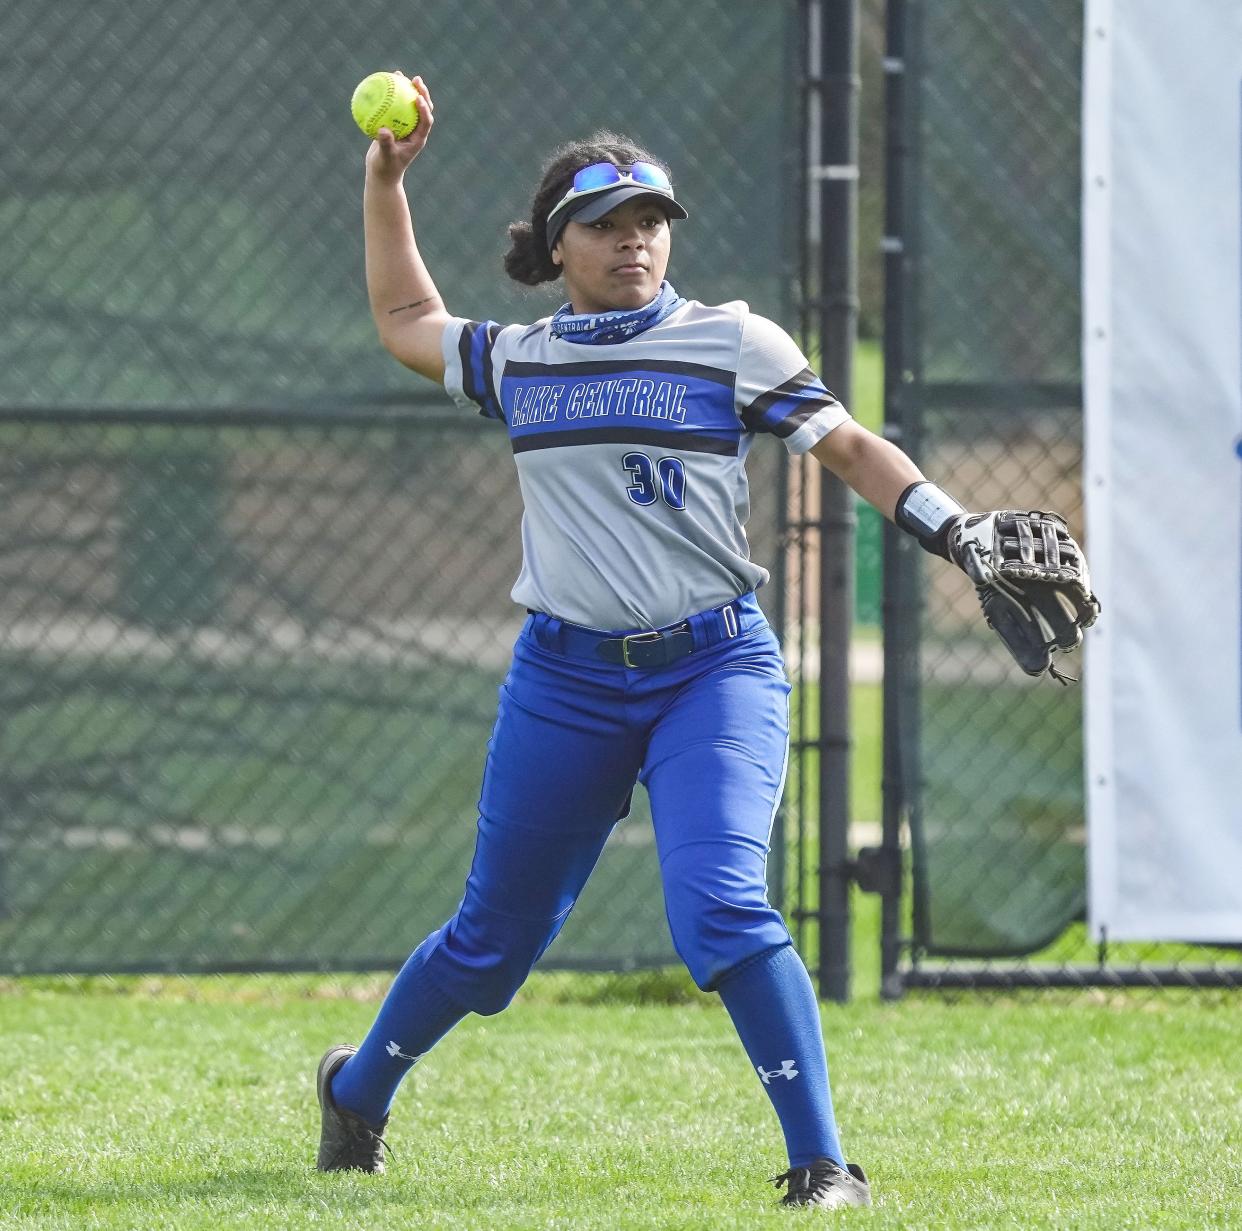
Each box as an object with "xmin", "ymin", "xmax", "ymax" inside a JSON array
[
  {"xmin": 0, "ymin": 417, "xmax": 786, "ymax": 973},
  {"xmin": 2, "ymin": 0, "xmax": 797, "ymax": 409},
  {"xmin": 0, "ymin": 0, "xmax": 799, "ymax": 973}
]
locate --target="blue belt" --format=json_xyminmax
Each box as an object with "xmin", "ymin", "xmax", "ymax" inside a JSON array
[{"xmin": 527, "ymin": 596, "xmax": 753, "ymax": 668}]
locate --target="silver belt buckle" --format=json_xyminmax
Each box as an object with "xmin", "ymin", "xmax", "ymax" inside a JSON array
[
  {"xmin": 621, "ymin": 630, "xmax": 663, "ymax": 667},
  {"xmin": 721, "ymin": 604, "xmax": 739, "ymax": 638}
]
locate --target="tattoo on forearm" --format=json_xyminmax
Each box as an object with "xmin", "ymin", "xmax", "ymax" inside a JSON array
[{"xmin": 388, "ymin": 295, "xmax": 437, "ymax": 316}]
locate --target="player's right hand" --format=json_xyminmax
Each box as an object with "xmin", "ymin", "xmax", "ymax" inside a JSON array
[{"xmin": 365, "ymin": 73, "xmax": 435, "ymax": 183}]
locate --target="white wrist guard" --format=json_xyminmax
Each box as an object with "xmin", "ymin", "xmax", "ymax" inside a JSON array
[{"xmin": 894, "ymin": 482, "xmax": 968, "ymax": 559}]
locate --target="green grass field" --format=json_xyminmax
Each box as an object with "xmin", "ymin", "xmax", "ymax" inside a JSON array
[{"xmin": 3, "ymin": 972, "xmax": 1238, "ymax": 1229}]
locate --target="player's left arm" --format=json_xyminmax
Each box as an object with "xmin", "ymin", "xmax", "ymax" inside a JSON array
[
  {"xmin": 735, "ymin": 312, "xmax": 1096, "ymax": 682},
  {"xmin": 809, "ymin": 421, "xmax": 1101, "ymax": 683},
  {"xmin": 809, "ymin": 420, "xmax": 926, "ymax": 527}
]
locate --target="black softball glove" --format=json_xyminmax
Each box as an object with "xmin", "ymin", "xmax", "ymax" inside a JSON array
[{"xmin": 947, "ymin": 510, "xmax": 1101, "ymax": 685}]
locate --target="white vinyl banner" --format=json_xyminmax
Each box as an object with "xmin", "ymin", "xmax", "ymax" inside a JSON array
[{"xmin": 1084, "ymin": 0, "xmax": 1242, "ymax": 941}]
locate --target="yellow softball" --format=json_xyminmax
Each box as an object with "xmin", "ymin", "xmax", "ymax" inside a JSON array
[{"xmin": 350, "ymin": 71, "xmax": 420, "ymax": 140}]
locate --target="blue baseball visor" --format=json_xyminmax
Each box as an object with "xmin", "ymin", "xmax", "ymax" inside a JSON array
[{"xmin": 545, "ymin": 161, "xmax": 688, "ymax": 252}]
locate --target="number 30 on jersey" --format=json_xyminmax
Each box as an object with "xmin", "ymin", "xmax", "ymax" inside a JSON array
[{"xmin": 621, "ymin": 452, "xmax": 688, "ymax": 511}]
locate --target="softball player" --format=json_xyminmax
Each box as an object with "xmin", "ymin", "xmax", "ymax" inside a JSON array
[{"xmin": 314, "ymin": 74, "xmax": 978, "ymax": 1211}]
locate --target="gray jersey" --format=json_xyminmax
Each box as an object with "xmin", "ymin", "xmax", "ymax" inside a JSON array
[{"xmin": 442, "ymin": 299, "xmax": 849, "ymax": 630}]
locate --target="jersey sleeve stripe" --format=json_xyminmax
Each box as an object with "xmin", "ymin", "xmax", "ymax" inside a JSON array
[
  {"xmin": 473, "ymin": 322, "xmax": 504, "ymax": 421},
  {"xmin": 761, "ymin": 394, "xmax": 844, "ymax": 439},
  {"xmin": 456, "ymin": 320, "xmax": 505, "ymax": 421},
  {"xmin": 739, "ymin": 367, "xmax": 840, "ymax": 435},
  {"xmin": 739, "ymin": 365, "xmax": 819, "ymax": 421}
]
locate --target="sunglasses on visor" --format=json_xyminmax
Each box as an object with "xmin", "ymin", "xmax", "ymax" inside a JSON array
[{"xmin": 549, "ymin": 161, "xmax": 674, "ymax": 215}]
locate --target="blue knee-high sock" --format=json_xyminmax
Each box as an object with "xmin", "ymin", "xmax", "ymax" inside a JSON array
[
  {"xmin": 716, "ymin": 942, "xmax": 845, "ymax": 1169},
  {"xmin": 330, "ymin": 934, "xmax": 467, "ymax": 1126}
]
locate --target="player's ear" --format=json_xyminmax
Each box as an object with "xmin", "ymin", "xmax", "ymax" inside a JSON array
[{"xmin": 550, "ymin": 242, "xmax": 563, "ymax": 268}]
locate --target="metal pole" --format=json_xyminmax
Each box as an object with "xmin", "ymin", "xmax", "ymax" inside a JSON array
[
  {"xmin": 878, "ymin": 0, "xmax": 909, "ymax": 1001},
  {"xmin": 810, "ymin": 0, "xmax": 859, "ymax": 1003}
]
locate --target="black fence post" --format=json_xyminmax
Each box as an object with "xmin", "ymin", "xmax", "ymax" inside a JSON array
[
  {"xmin": 809, "ymin": 0, "xmax": 859, "ymax": 1003},
  {"xmin": 877, "ymin": 0, "xmax": 911, "ymax": 1002}
]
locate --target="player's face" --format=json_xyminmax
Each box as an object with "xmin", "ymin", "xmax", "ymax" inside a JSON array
[{"xmin": 554, "ymin": 199, "xmax": 671, "ymax": 314}]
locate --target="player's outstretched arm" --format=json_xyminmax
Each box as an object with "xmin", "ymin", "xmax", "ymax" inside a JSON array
[
  {"xmin": 810, "ymin": 421, "xmax": 1100, "ymax": 683},
  {"xmin": 809, "ymin": 420, "xmax": 925, "ymax": 522},
  {"xmin": 363, "ymin": 74, "xmax": 450, "ymax": 382}
]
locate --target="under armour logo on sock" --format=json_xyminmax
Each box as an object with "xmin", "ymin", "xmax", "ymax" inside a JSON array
[
  {"xmin": 757, "ymin": 1059, "xmax": 799, "ymax": 1084},
  {"xmin": 386, "ymin": 1040, "xmax": 423, "ymax": 1063}
]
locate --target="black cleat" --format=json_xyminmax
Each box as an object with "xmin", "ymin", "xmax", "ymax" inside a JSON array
[
  {"xmin": 315, "ymin": 1044, "xmax": 393, "ymax": 1173},
  {"xmin": 771, "ymin": 1158, "xmax": 872, "ymax": 1209}
]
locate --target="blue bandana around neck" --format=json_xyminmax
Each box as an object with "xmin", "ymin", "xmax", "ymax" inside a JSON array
[{"xmin": 548, "ymin": 281, "xmax": 685, "ymax": 345}]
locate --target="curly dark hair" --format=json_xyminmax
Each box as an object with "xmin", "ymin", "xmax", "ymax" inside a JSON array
[{"xmin": 503, "ymin": 131, "xmax": 673, "ymax": 286}]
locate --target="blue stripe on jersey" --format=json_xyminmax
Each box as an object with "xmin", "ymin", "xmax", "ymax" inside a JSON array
[
  {"xmin": 740, "ymin": 366, "xmax": 841, "ymax": 437},
  {"xmin": 501, "ymin": 370, "xmax": 741, "ymax": 451},
  {"xmin": 457, "ymin": 321, "xmax": 505, "ymax": 421}
]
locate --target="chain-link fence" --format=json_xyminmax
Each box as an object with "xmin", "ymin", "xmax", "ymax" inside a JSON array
[
  {"xmin": 880, "ymin": 0, "xmax": 1240, "ymax": 992},
  {"xmin": 0, "ymin": 411, "xmax": 786, "ymax": 974},
  {"xmin": 4, "ymin": 1, "xmax": 799, "ymax": 410},
  {"xmin": 1, "ymin": 0, "xmax": 801, "ymax": 977}
]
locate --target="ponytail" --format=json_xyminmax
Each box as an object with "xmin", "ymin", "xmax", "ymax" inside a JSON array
[{"xmin": 502, "ymin": 220, "xmax": 560, "ymax": 286}]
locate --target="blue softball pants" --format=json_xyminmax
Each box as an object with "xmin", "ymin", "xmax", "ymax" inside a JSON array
[{"xmin": 419, "ymin": 591, "xmax": 793, "ymax": 1011}]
